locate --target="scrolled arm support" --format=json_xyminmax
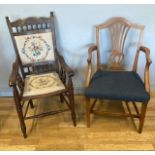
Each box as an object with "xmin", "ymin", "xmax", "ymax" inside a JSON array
[
  {"xmin": 85, "ymin": 45, "xmax": 99, "ymax": 88},
  {"xmin": 133, "ymin": 46, "xmax": 152, "ymax": 93},
  {"xmin": 140, "ymin": 46, "xmax": 152, "ymax": 93},
  {"xmin": 139, "ymin": 46, "xmax": 152, "ymax": 64},
  {"xmin": 9, "ymin": 58, "xmax": 19, "ymax": 87},
  {"xmin": 9, "ymin": 58, "xmax": 24, "ymax": 102}
]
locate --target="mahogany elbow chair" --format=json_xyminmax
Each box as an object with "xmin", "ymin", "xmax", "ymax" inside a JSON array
[
  {"xmin": 6, "ymin": 12, "xmax": 76, "ymax": 138},
  {"xmin": 85, "ymin": 17, "xmax": 152, "ymax": 133}
]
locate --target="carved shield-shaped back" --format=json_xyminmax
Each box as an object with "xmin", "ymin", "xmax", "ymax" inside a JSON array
[{"xmin": 96, "ymin": 17, "xmax": 144, "ymax": 70}]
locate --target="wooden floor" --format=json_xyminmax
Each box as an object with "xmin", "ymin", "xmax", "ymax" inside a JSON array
[{"xmin": 0, "ymin": 94, "xmax": 155, "ymax": 151}]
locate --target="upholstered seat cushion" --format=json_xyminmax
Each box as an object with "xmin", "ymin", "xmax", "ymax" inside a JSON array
[
  {"xmin": 85, "ymin": 70, "xmax": 150, "ymax": 102},
  {"xmin": 23, "ymin": 72, "xmax": 65, "ymax": 97}
]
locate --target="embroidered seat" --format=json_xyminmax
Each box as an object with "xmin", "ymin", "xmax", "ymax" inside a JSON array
[
  {"xmin": 7, "ymin": 12, "xmax": 76, "ymax": 138},
  {"xmin": 23, "ymin": 72, "xmax": 65, "ymax": 97}
]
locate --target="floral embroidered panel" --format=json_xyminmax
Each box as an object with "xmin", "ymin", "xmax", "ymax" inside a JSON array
[
  {"xmin": 23, "ymin": 72, "xmax": 65, "ymax": 97},
  {"xmin": 15, "ymin": 32, "xmax": 54, "ymax": 65}
]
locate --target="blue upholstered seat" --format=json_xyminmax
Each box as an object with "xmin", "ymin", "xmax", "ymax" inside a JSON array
[{"xmin": 85, "ymin": 70, "xmax": 150, "ymax": 102}]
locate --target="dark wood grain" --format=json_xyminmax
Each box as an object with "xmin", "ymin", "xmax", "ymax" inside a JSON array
[{"xmin": 7, "ymin": 12, "xmax": 76, "ymax": 138}]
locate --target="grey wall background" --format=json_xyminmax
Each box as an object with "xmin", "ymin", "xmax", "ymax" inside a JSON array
[{"xmin": 0, "ymin": 4, "xmax": 155, "ymax": 96}]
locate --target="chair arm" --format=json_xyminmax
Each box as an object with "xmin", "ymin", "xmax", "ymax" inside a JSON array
[
  {"xmin": 9, "ymin": 59, "xmax": 19, "ymax": 87},
  {"xmin": 56, "ymin": 50, "xmax": 74, "ymax": 77},
  {"xmin": 140, "ymin": 46, "xmax": 152, "ymax": 64},
  {"xmin": 85, "ymin": 45, "xmax": 98, "ymax": 87},
  {"xmin": 139, "ymin": 46, "xmax": 152, "ymax": 93}
]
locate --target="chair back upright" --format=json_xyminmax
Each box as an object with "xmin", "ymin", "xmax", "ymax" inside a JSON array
[
  {"xmin": 6, "ymin": 12, "xmax": 59, "ymax": 77},
  {"xmin": 96, "ymin": 17, "xmax": 144, "ymax": 70}
]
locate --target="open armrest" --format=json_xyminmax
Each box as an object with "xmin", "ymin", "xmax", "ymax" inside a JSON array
[
  {"xmin": 87, "ymin": 45, "xmax": 98, "ymax": 62},
  {"xmin": 85, "ymin": 45, "xmax": 99, "ymax": 87},
  {"xmin": 9, "ymin": 59, "xmax": 19, "ymax": 87},
  {"xmin": 56, "ymin": 50, "xmax": 74, "ymax": 77},
  {"xmin": 139, "ymin": 46, "xmax": 152, "ymax": 64},
  {"xmin": 139, "ymin": 46, "xmax": 152, "ymax": 93}
]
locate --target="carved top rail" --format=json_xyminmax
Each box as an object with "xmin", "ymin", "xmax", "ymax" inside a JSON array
[{"xmin": 6, "ymin": 13, "xmax": 55, "ymax": 36}]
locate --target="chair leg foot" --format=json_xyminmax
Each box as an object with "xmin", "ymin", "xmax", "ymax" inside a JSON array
[
  {"xmin": 70, "ymin": 98, "xmax": 76, "ymax": 126},
  {"xmin": 138, "ymin": 103, "xmax": 147, "ymax": 133},
  {"xmin": 14, "ymin": 100, "xmax": 27, "ymax": 138},
  {"xmin": 68, "ymin": 91, "xmax": 76, "ymax": 127},
  {"xmin": 18, "ymin": 114, "xmax": 27, "ymax": 138},
  {"xmin": 17, "ymin": 110, "xmax": 27, "ymax": 138},
  {"xmin": 86, "ymin": 97, "xmax": 90, "ymax": 128},
  {"xmin": 71, "ymin": 112, "xmax": 76, "ymax": 126},
  {"xmin": 64, "ymin": 78, "xmax": 76, "ymax": 127},
  {"xmin": 21, "ymin": 126, "xmax": 27, "ymax": 138}
]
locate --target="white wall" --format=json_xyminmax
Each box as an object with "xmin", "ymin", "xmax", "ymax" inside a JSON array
[{"xmin": 0, "ymin": 4, "xmax": 155, "ymax": 96}]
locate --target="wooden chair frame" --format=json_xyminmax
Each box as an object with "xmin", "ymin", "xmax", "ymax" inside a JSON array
[
  {"xmin": 85, "ymin": 17, "xmax": 152, "ymax": 133},
  {"xmin": 7, "ymin": 12, "xmax": 76, "ymax": 138}
]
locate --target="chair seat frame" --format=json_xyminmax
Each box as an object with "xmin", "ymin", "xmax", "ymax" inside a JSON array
[
  {"xmin": 85, "ymin": 17, "xmax": 152, "ymax": 133},
  {"xmin": 7, "ymin": 12, "xmax": 76, "ymax": 138}
]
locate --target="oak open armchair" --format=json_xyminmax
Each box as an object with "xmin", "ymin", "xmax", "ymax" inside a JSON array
[
  {"xmin": 85, "ymin": 17, "xmax": 152, "ymax": 133},
  {"xmin": 6, "ymin": 12, "xmax": 76, "ymax": 138}
]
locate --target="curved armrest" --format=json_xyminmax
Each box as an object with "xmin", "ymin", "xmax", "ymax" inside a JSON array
[
  {"xmin": 87, "ymin": 45, "xmax": 98, "ymax": 62},
  {"xmin": 56, "ymin": 50, "xmax": 74, "ymax": 77},
  {"xmin": 139, "ymin": 46, "xmax": 152, "ymax": 64},
  {"xmin": 139, "ymin": 46, "xmax": 152, "ymax": 93},
  {"xmin": 85, "ymin": 45, "xmax": 99, "ymax": 87},
  {"xmin": 9, "ymin": 59, "xmax": 19, "ymax": 87}
]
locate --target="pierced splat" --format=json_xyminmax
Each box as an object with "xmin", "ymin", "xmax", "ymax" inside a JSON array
[
  {"xmin": 85, "ymin": 17, "xmax": 151, "ymax": 133},
  {"xmin": 108, "ymin": 22, "xmax": 130, "ymax": 69},
  {"xmin": 110, "ymin": 51, "xmax": 124, "ymax": 68},
  {"xmin": 96, "ymin": 17, "xmax": 144, "ymax": 70}
]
